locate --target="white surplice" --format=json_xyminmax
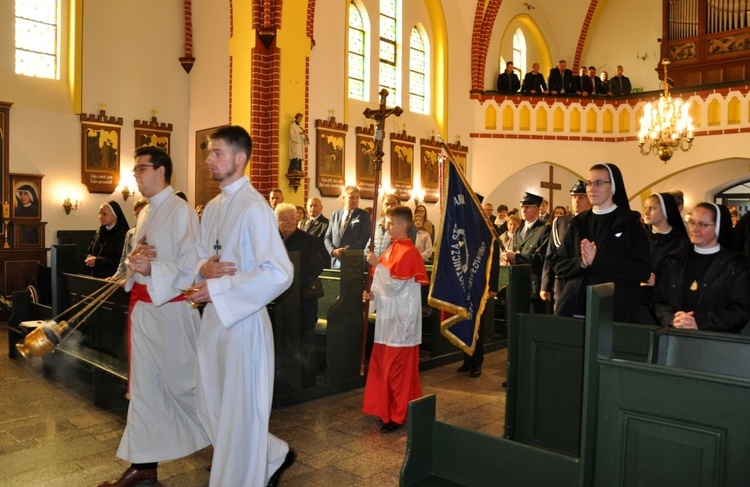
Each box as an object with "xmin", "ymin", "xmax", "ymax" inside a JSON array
[
  {"xmin": 117, "ymin": 186, "xmax": 210, "ymax": 463},
  {"xmin": 195, "ymin": 176, "xmax": 294, "ymax": 487},
  {"xmin": 370, "ymin": 264, "xmax": 423, "ymax": 347}
]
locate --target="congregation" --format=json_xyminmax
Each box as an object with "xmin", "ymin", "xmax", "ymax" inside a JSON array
[
  {"xmin": 497, "ymin": 59, "xmax": 633, "ymax": 97},
  {"xmin": 83, "ymin": 151, "xmax": 749, "ymax": 487}
]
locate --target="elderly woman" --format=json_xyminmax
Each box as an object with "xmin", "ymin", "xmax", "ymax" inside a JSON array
[
  {"xmin": 276, "ymin": 202, "xmax": 324, "ymax": 386},
  {"xmin": 650, "ymin": 203, "xmax": 750, "ymax": 333},
  {"xmin": 85, "ymin": 200, "xmax": 130, "ymax": 278}
]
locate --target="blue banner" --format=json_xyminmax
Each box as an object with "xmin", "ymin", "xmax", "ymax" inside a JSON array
[{"xmin": 428, "ymin": 158, "xmax": 495, "ymax": 355}]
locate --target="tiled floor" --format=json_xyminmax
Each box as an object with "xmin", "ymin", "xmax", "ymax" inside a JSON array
[{"xmin": 0, "ymin": 325, "xmax": 507, "ymax": 486}]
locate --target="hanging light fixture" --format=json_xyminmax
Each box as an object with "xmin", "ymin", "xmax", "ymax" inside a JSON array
[{"xmin": 638, "ymin": 59, "xmax": 695, "ymax": 162}]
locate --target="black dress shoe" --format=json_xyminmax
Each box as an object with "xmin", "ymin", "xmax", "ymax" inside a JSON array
[
  {"xmin": 380, "ymin": 421, "xmax": 403, "ymax": 433},
  {"xmin": 98, "ymin": 467, "xmax": 157, "ymax": 487},
  {"xmin": 470, "ymin": 367, "xmax": 482, "ymax": 378},
  {"xmin": 267, "ymin": 449, "xmax": 296, "ymax": 487},
  {"xmin": 457, "ymin": 364, "xmax": 471, "ymax": 373}
]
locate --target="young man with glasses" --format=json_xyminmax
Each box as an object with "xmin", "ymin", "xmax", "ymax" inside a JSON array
[
  {"xmin": 98, "ymin": 146, "xmax": 209, "ymax": 487},
  {"xmin": 551, "ymin": 163, "xmax": 651, "ymax": 323}
]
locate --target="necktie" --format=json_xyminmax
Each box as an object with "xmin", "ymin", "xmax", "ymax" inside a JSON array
[{"xmin": 340, "ymin": 210, "xmax": 351, "ymax": 235}]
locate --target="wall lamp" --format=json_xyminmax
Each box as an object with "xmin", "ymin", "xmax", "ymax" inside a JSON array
[
  {"xmin": 122, "ymin": 185, "xmax": 136, "ymax": 201},
  {"xmin": 63, "ymin": 197, "xmax": 79, "ymax": 215}
]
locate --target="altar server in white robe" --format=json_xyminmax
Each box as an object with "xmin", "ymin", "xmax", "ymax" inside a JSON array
[
  {"xmin": 188, "ymin": 125, "xmax": 295, "ymax": 487},
  {"xmin": 99, "ymin": 146, "xmax": 209, "ymax": 487}
]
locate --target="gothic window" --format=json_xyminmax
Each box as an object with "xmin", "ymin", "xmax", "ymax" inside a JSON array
[
  {"xmin": 15, "ymin": 0, "xmax": 59, "ymax": 79},
  {"xmin": 379, "ymin": 0, "xmax": 399, "ymax": 104},
  {"xmin": 409, "ymin": 26, "xmax": 429, "ymax": 114},
  {"xmin": 512, "ymin": 28, "xmax": 526, "ymax": 77},
  {"xmin": 348, "ymin": 2, "xmax": 368, "ymax": 101}
]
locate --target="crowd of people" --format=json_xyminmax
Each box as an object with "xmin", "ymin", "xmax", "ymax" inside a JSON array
[
  {"xmin": 497, "ymin": 60, "xmax": 632, "ymax": 97},
  {"xmin": 483, "ymin": 165, "xmax": 750, "ymax": 335},
  {"xmin": 83, "ymin": 132, "xmax": 748, "ymax": 486}
]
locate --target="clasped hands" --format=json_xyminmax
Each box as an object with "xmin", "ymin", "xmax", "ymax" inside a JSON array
[
  {"xmin": 126, "ymin": 237, "xmax": 157, "ymax": 276},
  {"xmin": 182, "ymin": 255, "xmax": 238, "ymax": 305},
  {"xmin": 580, "ymin": 238, "xmax": 597, "ymax": 268},
  {"xmin": 672, "ymin": 310, "xmax": 697, "ymax": 330}
]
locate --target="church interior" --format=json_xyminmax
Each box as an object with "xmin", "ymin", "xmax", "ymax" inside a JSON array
[{"xmin": 2, "ymin": 0, "xmax": 750, "ymax": 485}]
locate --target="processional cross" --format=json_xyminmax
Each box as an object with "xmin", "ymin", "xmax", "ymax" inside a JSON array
[{"xmin": 359, "ymin": 89, "xmax": 403, "ymax": 375}]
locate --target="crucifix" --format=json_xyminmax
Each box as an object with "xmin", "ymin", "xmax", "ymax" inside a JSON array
[
  {"xmin": 359, "ymin": 88, "xmax": 403, "ymax": 376},
  {"xmin": 540, "ymin": 165, "xmax": 561, "ymax": 209}
]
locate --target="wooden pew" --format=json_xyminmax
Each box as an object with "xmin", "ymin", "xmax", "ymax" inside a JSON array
[{"xmin": 401, "ymin": 277, "xmax": 750, "ymax": 486}]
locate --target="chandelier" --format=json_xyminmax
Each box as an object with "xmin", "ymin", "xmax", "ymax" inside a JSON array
[{"xmin": 638, "ymin": 59, "xmax": 694, "ymax": 162}]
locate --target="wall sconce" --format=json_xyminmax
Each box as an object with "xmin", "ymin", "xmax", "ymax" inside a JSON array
[
  {"xmin": 122, "ymin": 185, "xmax": 136, "ymax": 201},
  {"xmin": 410, "ymin": 188, "xmax": 426, "ymax": 205},
  {"xmin": 63, "ymin": 196, "xmax": 79, "ymax": 215}
]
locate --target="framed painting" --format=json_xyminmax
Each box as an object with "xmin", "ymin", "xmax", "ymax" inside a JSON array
[
  {"xmin": 12, "ymin": 221, "xmax": 46, "ymax": 248},
  {"xmin": 315, "ymin": 118, "xmax": 348, "ymax": 197},
  {"xmin": 135, "ymin": 114, "xmax": 173, "ymax": 154},
  {"xmin": 355, "ymin": 125, "xmax": 376, "ymax": 199},
  {"xmin": 390, "ymin": 134, "xmax": 415, "ymax": 202},
  {"xmin": 80, "ymin": 109, "xmax": 123, "ymax": 194},
  {"xmin": 10, "ymin": 173, "xmax": 43, "ymax": 221},
  {"xmin": 195, "ymin": 125, "xmax": 226, "ymax": 208},
  {"xmin": 420, "ymin": 142, "xmax": 441, "ymax": 204}
]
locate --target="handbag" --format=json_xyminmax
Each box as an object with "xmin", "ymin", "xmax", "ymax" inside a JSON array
[{"xmin": 303, "ymin": 278, "xmax": 325, "ymax": 299}]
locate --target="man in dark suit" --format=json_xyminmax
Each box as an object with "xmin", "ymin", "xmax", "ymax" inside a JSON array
[
  {"xmin": 502, "ymin": 192, "xmax": 551, "ymax": 313},
  {"xmin": 540, "ymin": 180, "xmax": 591, "ymax": 310},
  {"xmin": 324, "ymin": 186, "xmax": 371, "ymax": 269},
  {"xmin": 608, "ymin": 65, "xmax": 632, "ymax": 96},
  {"xmin": 581, "ymin": 66, "xmax": 604, "ymax": 97},
  {"xmin": 547, "ymin": 60, "xmax": 575, "ymax": 95},
  {"xmin": 496, "ymin": 61, "xmax": 521, "ymax": 93},
  {"xmin": 522, "ymin": 62, "xmax": 547, "ymax": 95},
  {"xmin": 299, "ymin": 197, "xmax": 331, "ymax": 269}
]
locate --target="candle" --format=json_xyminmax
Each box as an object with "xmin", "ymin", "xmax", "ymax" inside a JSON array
[{"xmin": 3, "ymin": 202, "xmax": 9, "ymax": 219}]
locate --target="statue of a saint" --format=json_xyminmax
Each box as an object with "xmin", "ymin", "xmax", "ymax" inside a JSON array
[{"xmin": 288, "ymin": 113, "xmax": 309, "ymax": 173}]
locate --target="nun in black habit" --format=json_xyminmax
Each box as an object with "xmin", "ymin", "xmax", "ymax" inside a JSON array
[
  {"xmin": 551, "ymin": 163, "xmax": 652, "ymax": 323},
  {"xmin": 650, "ymin": 203, "xmax": 750, "ymax": 333},
  {"xmin": 85, "ymin": 200, "xmax": 130, "ymax": 278}
]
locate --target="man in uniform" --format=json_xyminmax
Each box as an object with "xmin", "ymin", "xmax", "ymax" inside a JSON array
[
  {"xmin": 540, "ymin": 180, "xmax": 591, "ymax": 309},
  {"xmin": 188, "ymin": 126, "xmax": 296, "ymax": 487},
  {"xmin": 502, "ymin": 192, "xmax": 551, "ymax": 313},
  {"xmin": 98, "ymin": 146, "xmax": 209, "ymax": 487}
]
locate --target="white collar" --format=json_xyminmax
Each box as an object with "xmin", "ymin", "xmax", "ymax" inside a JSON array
[
  {"xmin": 221, "ymin": 175, "xmax": 248, "ymax": 196},
  {"xmin": 592, "ymin": 204, "xmax": 617, "ymax": 215},
  {"xmin": 694, "ymin": 244, "xmax": 720, "ymax": 255}
]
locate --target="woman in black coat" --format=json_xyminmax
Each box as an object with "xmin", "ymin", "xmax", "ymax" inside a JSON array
[
  {"xmin": 276, "ymin": 203, "xmax": 324, "ymax": 386},
  {"xmin": 650, "ymin": 203, "xmax": 750, "ymax": 333},
  {"xmin": 85, "ymin": 200, "xmax": 130, "ymax": 278}
]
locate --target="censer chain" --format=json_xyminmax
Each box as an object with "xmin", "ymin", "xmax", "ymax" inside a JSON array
[{"xmin": 57, "ymin": 280, "xmax": 123, "ymax": 344}]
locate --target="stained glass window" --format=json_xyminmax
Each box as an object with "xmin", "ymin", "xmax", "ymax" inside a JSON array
[
  {"xmin": 348, "ymin": 2, "xmax": 367, "ymax": 101},
  {"xmin": 15, "ymin": 0, "xmax": 59, "ymax": 79},
  {"xmin": 409, "ymin": 27, "xmax": 428, "ymax": 114},
  {"xmin": 512, "ymin": 29, "xmax": 526, "ymax": 78},
  {"xmin": 379, "ymin": 0, "xmax": 398, "ymax": 103}
]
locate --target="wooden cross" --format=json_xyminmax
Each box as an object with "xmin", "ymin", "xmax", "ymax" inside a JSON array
[
  {"xmin": 540, "ymin": 165, "xmax": 561, "ymax": 209},
  {"xmin": 151, "ymin": 108, "xmax": 158, "ymax": 119}
]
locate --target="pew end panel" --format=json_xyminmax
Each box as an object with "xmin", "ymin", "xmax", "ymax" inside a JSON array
[{"xmin": 401, "ymin": 394, "xmax": 581, "ymax": 487}]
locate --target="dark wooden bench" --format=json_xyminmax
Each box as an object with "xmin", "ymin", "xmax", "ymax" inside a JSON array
[{"xmin": 401, "ymin": 276, "xmax": 750, "ymax": 486}]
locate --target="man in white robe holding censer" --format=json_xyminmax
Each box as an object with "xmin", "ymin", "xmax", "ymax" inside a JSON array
[{"xmin": 98, "ymin": 146, "xmax": 209, "ymax": 487}]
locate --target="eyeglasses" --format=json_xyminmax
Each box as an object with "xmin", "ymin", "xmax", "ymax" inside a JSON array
[
  {"xmin": 132, "ymin": 164, "xmax": 154, "ymax": 174},
  {"xmin": 584, "ymin": 180, "xmax": 611, "ymax": 188},
  {"xmin": 687, "ymin": 219, "xmax": 715, "ymax": 230}
]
